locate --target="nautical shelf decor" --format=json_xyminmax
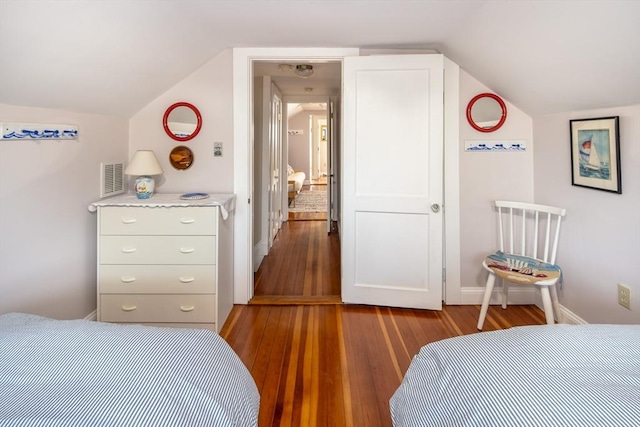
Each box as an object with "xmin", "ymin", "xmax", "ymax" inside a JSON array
[
  {"xmin": 1, "ymin": 123, "xmax": 79, "ymax": 140},
  {"xmin": 465, "ymin": 140, "xmax": 527, "ymax": 151},
  {"xmin": 570, "ymin": 116, "xmax": 621, "ymax": 194}
]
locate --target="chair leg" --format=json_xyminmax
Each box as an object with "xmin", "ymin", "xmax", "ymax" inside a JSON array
[
  {"xmin": 501, "ymin": 279, "xmax": 508, "ymax": 309},
  {"xmin": 540, "ymin": 287, "xmax": 555, "ymax": 325},
  {"xmin": 477, "ymin": 273, "xmax": 496, "ymax": 330},
  {"xmin": 549, "ymin": 284, "xmax": 561, "ymax": 323}
]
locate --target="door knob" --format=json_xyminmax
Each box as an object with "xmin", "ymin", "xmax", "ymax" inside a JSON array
[{"xmin": 431, "ymin": 203, "xmax": 441, "ymax": 213}]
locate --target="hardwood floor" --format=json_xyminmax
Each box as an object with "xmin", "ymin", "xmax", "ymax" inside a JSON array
[
  {"xmin": 253, "ymin": 220, "xmax": 340, "ymax": 301},
  {"xmin": 221, "ymin": 303, "xmax": 546, "ymax": 427},
  {"xmin": 222, "ymin": 218, "xmax": 547, "ymax": 426}
]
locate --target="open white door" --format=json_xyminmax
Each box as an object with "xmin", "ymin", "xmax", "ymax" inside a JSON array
[
  {"xmin": 342, "ymin": 54, "xmax": 444, "ymax": 310},
  {"xmin": 268, "ymin": 91, "xmax": 283, "ymax": 247},
  {"xmin": 327, "ymin": 101, "xmax": 334, "ymax": 233}
]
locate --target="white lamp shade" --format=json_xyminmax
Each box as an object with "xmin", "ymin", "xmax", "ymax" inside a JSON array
[{"xmin": 124, "ymin": 150, "xmax": 164, "ymax": 176}]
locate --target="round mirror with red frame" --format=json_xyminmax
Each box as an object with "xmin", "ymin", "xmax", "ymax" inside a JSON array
[
  {"xmin": 466, "ymin": 93, "xmax": 507, "ymax": 133},
  {"xmin": 163, "ymin": 102, "xmax": 202, "ymax": 141}
]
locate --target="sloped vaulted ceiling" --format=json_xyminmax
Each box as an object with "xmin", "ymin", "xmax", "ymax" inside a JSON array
[{"xmin": 0, "ymin": 0, "xmax": 638, "ymax": 118}]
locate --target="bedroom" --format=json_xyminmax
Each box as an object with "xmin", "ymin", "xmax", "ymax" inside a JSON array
[{"xmin": 1, "ymin": 0, "xmax": 639, "ymax": 425}]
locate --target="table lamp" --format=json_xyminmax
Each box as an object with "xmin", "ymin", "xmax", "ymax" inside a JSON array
[{"xmin": 124, "ymin": 150, "xmax": 164, "ymax": 199}]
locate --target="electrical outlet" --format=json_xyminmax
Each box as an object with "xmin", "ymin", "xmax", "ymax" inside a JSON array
[{"xmin": 618, "ymin": 283, "xmax": 631, "ymax": 310}]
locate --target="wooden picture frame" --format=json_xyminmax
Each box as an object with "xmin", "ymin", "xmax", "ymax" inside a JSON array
[{"xmin": 570, "ymin": 116, "xmax": 621, "ymax": 194}]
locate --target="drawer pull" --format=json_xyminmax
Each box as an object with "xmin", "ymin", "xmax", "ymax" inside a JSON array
[
  {"xmin": 180, "ymin": 247, "xmax": 195, "ymax": 254},
  {"xmin": 120, "ymin": 276, "xmax": 136, "ymax": 283},
  {"xmin": 180, "ymin": 218, "xmax": 196, "ymax": 224},
  {"xmin": 121, "ymin": 305, "xmax": 137, "ymax": 312},
  {"xmin": 121, "ymin": 247, "xmax": 137, "ymax": 253},
  {"xmin": 179, "ymin": 276, "xmax": 195, "ymax": 283},
  {"xmin": 121, "ymin": 218, "xmax": 137, "ymax": 224},
  {"xmin": 180, "ymin": 305, "xmax": 195, "ymax": 312}
]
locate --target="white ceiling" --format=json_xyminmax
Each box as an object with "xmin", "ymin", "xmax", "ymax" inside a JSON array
[
  {"xmin": 1, "ymin": 1, "xmax": 638, "ymax": 118},
  {"xmin": 253, "ymin": 61, "xmax": 343, "ymax": 98}
]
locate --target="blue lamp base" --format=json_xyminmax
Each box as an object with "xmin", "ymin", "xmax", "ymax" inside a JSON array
[{"xmin": 134, "ymin": 176, "xmax": 155, "ymax": 199}]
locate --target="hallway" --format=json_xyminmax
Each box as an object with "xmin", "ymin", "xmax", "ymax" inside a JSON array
[{"xmin": 252, "ymin": 219, "xmax": 340, "ymax": 304}]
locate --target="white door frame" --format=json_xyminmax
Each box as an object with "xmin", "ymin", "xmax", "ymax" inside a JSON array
[
  {"xmin": 269, "ymin": 89, "xmax": 283, "ymax": 247},
  {"xmin": 282, "ymin": 95, "xmax": 331, "ymax": 219},
  {"xmin": 232, "ymin": 48, "xmax": 461, "ymax": 305},
  {"xmin": 442, "ymin": 57, "xmax": 462, "ymax": 304},
  {"xmin": 233, "ymin": 48, "xmax": 359, "ymax": 304}
]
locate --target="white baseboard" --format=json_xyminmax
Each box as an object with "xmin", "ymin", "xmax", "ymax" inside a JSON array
[
  {"xmin": 557, "ymin": 305, "xmax": 587, "ymax": 324},
  {"xmin": 84, "ymin": 310, "xmax": 97, "ymax": 321},
  {"xmin": 456, "ymin": 285, "xmax": 587, "ymax": 325},
  {"xmin": 253, "ymin": 240, "xmax": 267, "ymax": 272}
]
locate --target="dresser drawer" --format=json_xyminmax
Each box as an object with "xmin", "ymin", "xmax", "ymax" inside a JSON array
[
  {"xmin": 100, "ymin": 294, "xmax": 216, "ymax": 323},
  {"xmin": 100, "ymin": 236, "xmax": 216, "ymax": 264},
  {"xmin": 100, "ymin": 206, "xmax": 217, "ymax": 236},
  {"xmin": 99, "ymin": 265, "xmax": 216, "ymax": 294}
]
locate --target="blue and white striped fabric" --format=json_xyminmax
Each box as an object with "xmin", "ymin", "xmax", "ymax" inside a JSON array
[
  {"xmin": 390, "ymin": 324, "xmax": 640, "ymax": 427},
  {"xmin": 0, "ymin": 313, "xmax": 259, "ymax": 427}
]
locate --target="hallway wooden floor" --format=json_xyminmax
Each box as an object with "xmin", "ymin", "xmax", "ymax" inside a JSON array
[
  {"xmin": 221, "ymin": 218, "xmax": 548, "ymax": 426},
  {"xmin": 252, "ymin": 220, "xmax": 340, "ymax": 303}
]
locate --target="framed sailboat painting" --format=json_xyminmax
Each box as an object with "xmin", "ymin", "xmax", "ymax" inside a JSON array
[{"xmin": 570, "ymin": 116, "xmax": 621, "ymax": 194}]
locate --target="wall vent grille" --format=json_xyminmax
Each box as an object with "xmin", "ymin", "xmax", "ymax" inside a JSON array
[{"xmin": 100, "ymin": 162, "xmax": 124, "ymax": 198}]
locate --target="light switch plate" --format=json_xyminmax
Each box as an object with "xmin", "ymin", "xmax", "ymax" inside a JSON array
[{"xmin": 214, "ymin": 142, "xmax": 223, "ymax": 157}]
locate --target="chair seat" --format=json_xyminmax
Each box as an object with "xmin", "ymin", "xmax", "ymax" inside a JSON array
[{"xmin": 483, "ymin": 251, "xmax": 561, "ymax": 285}]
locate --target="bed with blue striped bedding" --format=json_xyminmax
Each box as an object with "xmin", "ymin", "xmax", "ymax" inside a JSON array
[
  {"xmin": 0, "ymin": 313, "xmax": 259, "ymax": 427},
  {"xmin": 390, "ymin": 324, "xmax": 640, "ymax": 427}
]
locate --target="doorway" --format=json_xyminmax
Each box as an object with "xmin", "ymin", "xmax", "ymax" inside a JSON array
[
  {"xmin": 233, "ymin": 48, "xmax": 462, "ymax": 308},
  {"xmin": 250, "ymin": 60, "xmax": 341, "ymax": 303},
  {"xmin": 287, "ymin": 103, "xmax": 329, "ymax": 222}
]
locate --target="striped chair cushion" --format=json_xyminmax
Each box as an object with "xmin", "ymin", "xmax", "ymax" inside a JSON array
[{"xmin": 485, "ymin": 251, "xmax": 561, "ymax": 284}]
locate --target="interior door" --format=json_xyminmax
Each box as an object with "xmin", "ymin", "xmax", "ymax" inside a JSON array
[
  {"xmin": 327, "ymin": 101, "xmax": 334, "ymax": 233},
  {"xmin": 342, "ymin": 54, "xmax": 444, "ymax": 310},
  {"xmin": 268, "ymin": 91, "xmax": 283, "ymax": 247}
]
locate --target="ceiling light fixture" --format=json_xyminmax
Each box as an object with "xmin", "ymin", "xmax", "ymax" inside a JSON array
[
  {"xmin": 295, "ymin": 64, "xmax": 314, "ymax": 78},
  {"xmin": 277, "ymin": 64, "xmax": 293, "ymax": 72}
]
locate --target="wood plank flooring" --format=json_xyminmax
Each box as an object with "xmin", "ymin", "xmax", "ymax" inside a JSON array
[
  {"xmin": 221, "ymin": 303, "xmax": 546, "ymax": 427},
  {"xmin": 253, "ymin": 220, "xmax": 340, "ymax": 300},
  {"xmin": 223, "ymin": 206, "xmax": 547, "ymax": 426}
]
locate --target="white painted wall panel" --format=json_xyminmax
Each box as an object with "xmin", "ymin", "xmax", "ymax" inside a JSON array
[
  {"xmin": 0, "ymin": 104, "xmax": 128, "ymax": 319},
  {"xmin": 355, "ymin": 212, "xmax": 429, "ymax": 290},
  {"xmin": 129, "ymin": 50, "xmax": 234, "ymax": 194},
  {"xmin": 533, "ymin": 104, "xmax": 640, "ymax": 324},
  {"xmin": 458, "ymin": 69, "xmax": 534, "ymax": 301},
  {"xmin": 354, "ymin": 69, "xmax": 431, "ymax": 196}
]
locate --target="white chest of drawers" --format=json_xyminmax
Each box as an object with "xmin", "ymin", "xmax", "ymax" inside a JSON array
[{"xmin": 93, "ymin": 194, "xmax": 235, "ymax": 332}]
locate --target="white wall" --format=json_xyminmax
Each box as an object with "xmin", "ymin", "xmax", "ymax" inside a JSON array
[
  {"xmin": 533, "ymin": 104, "xmax": 640, "ymax": 324},
  {"xmin": 288, "ymin": 109, "xmax": 324, "ymax": 180},
  {"xmin": 129, "ymin": 50, "xmax": 234, "ymax": 194},
  {"xmin": 0, "ymin": 104, "xmax": 128, "ymax": 319},
  {"xmin": 458, "ymin": 70, "xmax": 535, "ymax": 294}
]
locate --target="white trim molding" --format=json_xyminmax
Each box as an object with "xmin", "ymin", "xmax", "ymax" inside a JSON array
[
  {"xmin": 558, "ymin": 305, "xmax": 588, "ymax": 324},
  {"xmin": 253, "ymin": 239, "xmax": 268, "ymax": 272},
  {"xmin": 458, "ymin": 285, "xmax": 587, "ymax": 325}
]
